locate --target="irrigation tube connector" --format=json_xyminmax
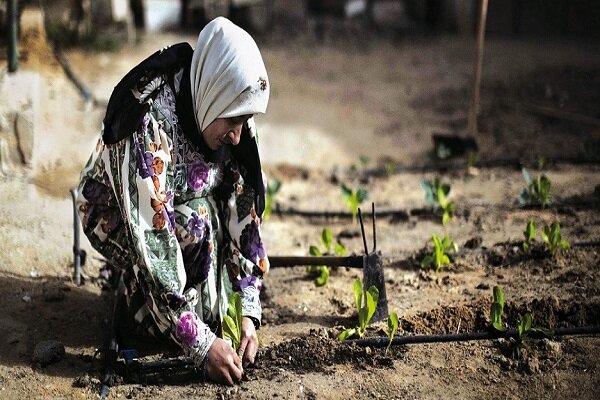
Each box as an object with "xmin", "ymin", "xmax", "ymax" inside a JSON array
[{"xmin": 344, "ymin": 326, "xmax": 600, "ymax": 348}]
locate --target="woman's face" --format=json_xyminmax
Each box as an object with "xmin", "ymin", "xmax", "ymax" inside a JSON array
[{"xmin": 202, "ymin": 115, "xmax": 252, "ymax": 151}]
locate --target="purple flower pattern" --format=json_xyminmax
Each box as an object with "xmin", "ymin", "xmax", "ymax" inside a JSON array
[
  {"xmin": 187, "ymin": 160, "xmax": 210, "ymax": 192},
  {"xmin": 82, "ymin": 179, "xmax": 111, "ymax": 204},
  {"xmin": 240, "ymin": 220, "xmax": 266, "ymax": 263},
  {"xmin": 239, "ymin": 275, "xmax": 261, "ymax": 291},
  {"xmin": 187, "ymin": 212, "xmax": 207, "ymax": 239},
  {"xmin": 175, "ymin": 311, "xmax": 199, "ymax": 347}
]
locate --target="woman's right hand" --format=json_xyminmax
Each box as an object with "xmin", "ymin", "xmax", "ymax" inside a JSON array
[{"xmin": 206, "ymin": 338, "xmax": 243, "ymax": 385}]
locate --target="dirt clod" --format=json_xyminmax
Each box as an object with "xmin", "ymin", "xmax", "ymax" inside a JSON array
[{"xmin": 32, "ymin": 340, "xmax": 65, "ymax": 367}]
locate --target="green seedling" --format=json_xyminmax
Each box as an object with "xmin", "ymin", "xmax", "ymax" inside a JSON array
[
  {"xmin": 537, "ymin": 155, "xmax": 546, "ymax": 170},
  {"xmin": 341, "ymin": 184, "xmax": 369, "ymax": 224},
  {"xmin": 522, "ymin": 220, "xmax": 536, "ymax": 252},
  {"xmin": 490, "ymin": 286, "xmax": 506, "ymax": 332},
  {"xmin": 385, "ymin": 161, "xmax": 396, "ymax": 177},
  {"xmin": 359, "ymin": 155, "xmax": 371, "ymax": 169},
  {"xmin": 338, "ymin": 278, "xmax": 379, "ymax": 341},
  {"xmin": 263, "ymin": 179, "xmax": 281, "ymax": 221},
  {"xmin": 307, "ymin": 228, "xmax": 347, "ymax": 286},
  {"xmin": 223, "ymin": 292, "xmax": 243, "ymax": 351},
  {"xmin": 518, "ymin": 168, "xmax": 551, "ymax": 208},
  {"xmin": 541, "ymin": 222, "xmax": 570, "ymax": 256},
  {"xmin": 421, "ymin": 177, "xmax": 456, "ymax": 225},
  {"xmin": 514, "ymin": 312, "xmax": 553, "ymax": 358},
  {"xmin": 420, "ymin": 234, "xmax": 458, "ymax": 272},
  {"xmin": 386, "ymin": 311, "xmax": 399, "ymax": 354}
]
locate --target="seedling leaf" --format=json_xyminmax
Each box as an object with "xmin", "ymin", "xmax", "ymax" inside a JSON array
[
  {"xmin": 365, "ymin": 286, "xmax": 380, "ymax": 324},
  {"xmin": 222, "ymin": 292, "xmax": 243, "ymax": 350},
  {"xmin": 315, "ymin": 266, "xmax": 330, "ymax": 287},
  {"xmin": 263, "ymin": 179, "xmax": 281, "ymax": 221},
  {"xmin": 334, "ymin": 242, "xmax": 347, "ymax": 256},
  {"xmin": 353, "ymin": 278, "xmax": 363, "ymax": 312},
  {"xmin": 522, "ymin": 220, "xmax": 536, "ymax": 252},
  {"xmin": 386, "ymin": 312, "xmax": 399, "ymax": 354},
  {"xmin": 338, "ymin": 328, "xmax": 357, "ymax": 341},
  {"xmin": 321, "ymin": 228, "xmax": 333, "ymax": 252},
  {"xmin": 309, "ymin": 245, "xmax": 322, "ymax": 257},
  {"xmin": 490, "ymin": 286, "xmax": 506, "ymax": 332}
]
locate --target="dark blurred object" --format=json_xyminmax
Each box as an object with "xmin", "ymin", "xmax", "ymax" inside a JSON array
[
  {"xmin": 305, "ymin": 0, "xmax": 369, "ymax": 18},
  {"xmin": 8, "ymin": 0, "xmax": 19, "ymax": 72},
  {"xmin": 181, "ymin": 0, "xmax": 273, "ymax": 33},
  {"xmin": 432, "ymin": 134, "xmax": 478, "ymax": 159},
  {"xmin": 129, "ymin": 0, "xmax": 145, "ymax": 29}
]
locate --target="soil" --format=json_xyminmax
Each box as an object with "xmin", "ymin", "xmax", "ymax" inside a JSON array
[{"xmin": 1, "ymin": 8, "xmax": 600, "ymax": 400}]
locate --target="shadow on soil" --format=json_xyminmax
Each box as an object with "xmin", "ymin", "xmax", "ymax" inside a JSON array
[{"xmin": 0, "ymin": 272, "xmax": 108, "ymax": 378}]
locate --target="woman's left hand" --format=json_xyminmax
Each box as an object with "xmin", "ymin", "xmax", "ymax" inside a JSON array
[{"xmin": 238, "ymin": 317, "xmax": 258, "ymax": 368}]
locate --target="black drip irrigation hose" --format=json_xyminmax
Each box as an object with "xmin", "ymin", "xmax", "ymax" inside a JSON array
[
  {"xmin": 345, "ymin": 325, "xmax": 600, "ymax": 348},
  {"xmin": 358, "ymin": 156, "xmax": 600, "ymax": 177},
  {"xmin": 105, "ymin": 325, "xmax": 600, "ymax": 383},
  {"xmin": 269, "ymin": 255, "xmax": 364, "ymax": 268},
  {"xmin": 272, "ymin": 198, "xmax": 599, "ymax": 222}
]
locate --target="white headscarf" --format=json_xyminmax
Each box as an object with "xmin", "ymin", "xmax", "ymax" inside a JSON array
[{"xmin": 190, "ymin": 17, "xmax": 270, "ymax": 133}]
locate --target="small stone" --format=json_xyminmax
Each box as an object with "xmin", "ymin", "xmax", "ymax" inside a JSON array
[
  {"xmin": 364, "ymin": 346, "xmax": 372, "ymax": 355},
  {"xmin": 526, "ymin": 357, "xmax": 540, "ymax": 374},
  {"xmin": 541, "ymin": 339, "xmax": 561, "ymax": 357},
  {"xmin": 32, "ymin": 340, "xmax": 65, "ymax": 367},
  {"xmin": 22, "ymin": 295, "xmax": 31, "ymax": 303}
]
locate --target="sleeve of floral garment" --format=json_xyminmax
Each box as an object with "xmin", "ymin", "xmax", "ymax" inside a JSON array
[
  {"xmin": 224, "ymin": 164, "xmax": 270, "ymax": 325},
  {"xmin": 115, "ymin": 107, "xmax": 215, "ymax": 366}
]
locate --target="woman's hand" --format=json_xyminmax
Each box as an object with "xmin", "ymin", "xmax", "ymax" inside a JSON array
[
  {"xmin": 206, "ymin": 338, "xmax": 243, "ymax": 385},
  {"xmin": 238, "ymin": 317, "xmax": 258, "ymax": 368}
]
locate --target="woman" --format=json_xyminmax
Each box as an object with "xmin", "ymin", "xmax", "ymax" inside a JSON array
[{"xmin": 77, "ymin": 17, "xmax": 270, "ymax": 385}]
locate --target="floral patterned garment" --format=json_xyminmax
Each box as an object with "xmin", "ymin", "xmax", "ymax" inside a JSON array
[{"xmin": 77, "ymin": 71, "xmax": 269, "ymax": 366}]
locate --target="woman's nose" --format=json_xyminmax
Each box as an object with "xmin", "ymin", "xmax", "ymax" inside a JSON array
[{"xmin": 227, "ymin": 125, "xmax": 242, "ymax": 146}]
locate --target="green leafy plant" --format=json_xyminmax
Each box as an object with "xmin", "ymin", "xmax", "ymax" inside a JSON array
[
  {"xmin": 541, "ymin": 222, "xmax": 570, "ymax": 256},
  {"xmin": 518, "ymin": 168, "xmax": 551, "ymax": 208},
  {"xmin": 307, "ymin": 228, "xmax": 347, "ymax": 286},
  {"xmin": 420, "ymin": 234, "xmax": 458, "ymax": 272},
  {"xmin": 537, "ymin": 155, "xmax": 546, "ymax": 170},
  {"xmin": 386, "ymin": 311, "xmax": 399, "ymax": 354},
  {"xmin": 338, "ymin": 278, "xmax": 379, "ymax": 341},
  {"xmin": 263, "ymin": 179, "xmax": 281, "ymax": 221},
  {"xmin": 341, "ymin": 184, "xmax": 369, "ymax": 224},
  {"xmin": 421, "ymin": 177, "xmax": 456, "ymax": 225},
  {"xmin": 522, "ymin": 220, "xmax": 536, "ymax": 252},
  {"xmin": 359, "ymin": 155, "xmax": 371, "ymax": 169},
  {"xmin": 514, "ymin": 312, "xmax": 553, "ymax": 358},
  {"xmin": 490, "ymin": 286, "xmax": 506, "ymax": 332},
  {"xmin": 222, "ymin": 292, "xmax": 243, "ymax": 350}
]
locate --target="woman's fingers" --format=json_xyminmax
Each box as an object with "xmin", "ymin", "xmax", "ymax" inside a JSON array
[
  {"xmin": 238, "ymin": 335, "xmax": 247, "ymax": 356},
  {"xmin": 232, "ymin": 352, "xmax": 243, "ymax": 379},
  {"xmin": 206, "ymin": 338, "xmax": 243, "ymax": 385},
  {"xmin": 242, "ymin": 337, "xmax": 257, "ymax": 367}
]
